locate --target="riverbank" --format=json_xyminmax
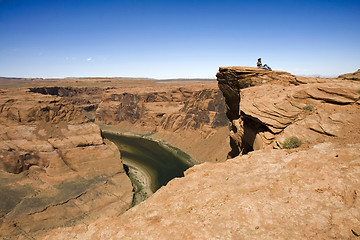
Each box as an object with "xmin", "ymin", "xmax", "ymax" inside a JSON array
[
  {"xmin": 99, "ymin": 124, "xmax": 199, "ymax": 164},
  {"xmin": 100, "ymin": 125, "xmax": 197, "ymax": 205}
]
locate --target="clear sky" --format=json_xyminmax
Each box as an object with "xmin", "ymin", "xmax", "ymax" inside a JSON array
[{"xmin": 0, "ymin": 0, "xmax": 359, "ymax": 79}]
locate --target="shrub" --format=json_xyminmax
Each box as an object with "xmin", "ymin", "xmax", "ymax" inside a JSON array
[
  {"xmin": 281, "ymin": 137, "xmax": 301, "ymax": 149},
  {"xmin": 303, "ymin": 105, "xmax": 314, "ymax": 111}
]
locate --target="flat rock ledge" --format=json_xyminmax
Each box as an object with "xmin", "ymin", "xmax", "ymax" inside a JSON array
[{"xmin": 41, "ymin": 142, "xmax": 360, "ymax": 240}]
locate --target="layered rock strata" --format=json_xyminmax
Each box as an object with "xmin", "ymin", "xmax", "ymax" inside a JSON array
[
  {"xmin": 30, "ymin": 81, "xmax": 230, "ymax": 163},
  {"xmin": 217, "ymin": 66, "xmax": 360, "ymax": 157},
  {"xmin": 27, "ymin": 83, "xmax": 228, "ymax": 134},
  {"xmin": 0, "ymin": 88, "xmax": 133, "ymax": 239},
  {"xmin": 95, "ymin": 88, "xmax": 227, "ymax": 131},
  {"xmin": 28, "ymin": 86, "xmax": 105, "ymax": 114}
]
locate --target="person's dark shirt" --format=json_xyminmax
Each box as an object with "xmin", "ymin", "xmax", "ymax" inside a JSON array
[{"xmin": 257, "ymin": 60, "xmax": 262, "ymax": 68}]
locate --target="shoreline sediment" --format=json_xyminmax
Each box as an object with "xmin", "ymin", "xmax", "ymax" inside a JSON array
[{"xmin": 100, "ymin": 125, "xmax": 196, "ymax": 205}]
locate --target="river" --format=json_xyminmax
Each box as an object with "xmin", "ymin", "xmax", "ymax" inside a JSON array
[{"xmin": 102, "ymin": 132, "xmax": 197, "ymax": 206}]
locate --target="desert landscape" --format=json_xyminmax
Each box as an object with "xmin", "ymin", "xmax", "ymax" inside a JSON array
[
  {"xmin": 0, "ymin": 67, "xmax": 359, "ymax": 239},
  {"xmin": 1, "ymin": 0, "xmax": 359, "ymax": 239},
  {"xmin": 0, "ymin": 74, "xmax": 230, "ymax": 238}
]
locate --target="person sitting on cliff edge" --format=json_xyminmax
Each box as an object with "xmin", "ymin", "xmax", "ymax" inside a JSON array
[{"xmin": 257, "ymin": 58, "xmax": 272, "ymax": 70}]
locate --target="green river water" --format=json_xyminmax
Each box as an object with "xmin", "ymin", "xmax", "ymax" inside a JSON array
[{"xmin": 102, "ymin": 132, "xmax": 197, "ymax": 205}]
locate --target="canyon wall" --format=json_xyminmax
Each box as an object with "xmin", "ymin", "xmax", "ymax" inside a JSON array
[
  {"xmin": 0, "ymin": 88, "xmax": 133, "ymax": 239},
  {"xmin": 96, "ymin": 86, "xmax": 230, "ymax": 163},
  {"xmin": 29, "ymin": 81, "xmax": 230, "ymax": 163},
  {"xmin": 95, "ymin": 87, "xmax": 227, "ymax": 131},
  {"xmin": 40, "ymin": 67, "xmax": 360, "ymax": 239}
]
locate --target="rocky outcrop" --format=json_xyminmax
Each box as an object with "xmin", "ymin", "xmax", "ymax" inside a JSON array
[
  {"xmin": 29, "ymin": 86, "xmax": 105, "ymax": 114},
  {"xmin": 0, "ymin": 89, "xmax": 133, "ymax": 239},
  {"xmin": 338, "ymin": 69, "xmax": 360, "ymax": 81},
  {"xmin": 0, "ymin": 98, "xmax": 88, "ymax": 124},
  {"xmin": 218, "ymin": 67, "xmax": 360, "ymax": 157}
]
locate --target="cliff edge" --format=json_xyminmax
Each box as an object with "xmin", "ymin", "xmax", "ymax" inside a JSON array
[{"xmin": 218, "ymin": 66, "xmax": 360, "ymax": 157}]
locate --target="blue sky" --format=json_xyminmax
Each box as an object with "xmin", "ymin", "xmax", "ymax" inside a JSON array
[{"xmin": 0, "ymin": 0, "xmax": 359, "ymax": 78}]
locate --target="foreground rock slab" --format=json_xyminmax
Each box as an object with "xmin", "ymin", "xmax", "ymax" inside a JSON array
[{"xmin": 41, "ymin": 142, "xmax": 360, "ymax": 239}]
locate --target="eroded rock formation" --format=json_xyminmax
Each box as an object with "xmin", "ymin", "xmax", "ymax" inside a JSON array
[
  {"xmin": 218, "ymin": 66, "xmax": 360, "ymax": 157},
  {"xmin": 28, "ymin": 86, "xmax": 105, "ymax": 114},
  {"xmin": 30, "ymin": 81, "xmax": 230, "ymax": 163},
  {"xmin": 95, "ymin": 88, "xmax": 227, "ymax": 132},
  {"xmin": 0, "ymin": 88, "xmax": 133, "ymax": 239}
]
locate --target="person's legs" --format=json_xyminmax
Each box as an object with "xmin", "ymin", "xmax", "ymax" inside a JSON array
[{"xmin": 263, "ymin": 64, "xmax": 272, "ymax": 70}]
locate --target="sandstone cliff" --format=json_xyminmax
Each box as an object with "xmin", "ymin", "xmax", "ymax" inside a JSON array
[
  {"xmin": 0, "ymin": 88, "xmax": 133, "ymax": 239},
  {"xmin": 39, "ymin": 67, "xmax": 360, "ymax": 239},
  {"xmin": 218, "ymin": 67, "xmax": 360, "ymax": 157},
  {"xmin": 29, "ymin": 81, "xmax": 230, "ymax": 163}
]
